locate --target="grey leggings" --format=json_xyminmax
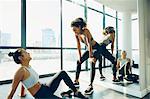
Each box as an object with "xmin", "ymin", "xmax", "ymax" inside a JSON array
[{"xmin": 34, "ymin": 71, "xmax": 77, "ymax": 98}]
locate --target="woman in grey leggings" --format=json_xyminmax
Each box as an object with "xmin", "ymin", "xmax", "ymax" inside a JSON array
[{"xmin": 7, "ymin": 48, "xmax": 88, "ymax": 99}]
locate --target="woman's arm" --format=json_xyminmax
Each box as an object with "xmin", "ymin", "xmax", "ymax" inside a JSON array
[
  {"xmin": 111, "ymin": 33, "xmax": 115, "ymax": 54},
  {"xmin": 116, "ymin": 59, "xmax": 120, "ymax": 69},
  {"xmin": 84, "ymin": 29, "xmax": 93, "ymax": 58},
  {"xmin": 75, "ymin": 35, "xmax": 81, "ymax": 62},
  {"xmin": 7, "ymin": 68, "xmax": 25, "ymax": 99},
  {"xmin": 127, "ymin": 58, "xmax": 132, "ymax": 74}
]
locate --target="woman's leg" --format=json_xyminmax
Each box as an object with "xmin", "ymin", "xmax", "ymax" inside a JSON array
[
  {"xmin": 84, "ymin": 49, "xmax": 100, "ymax": 95},
  {"xmin": 84, "ymin": 58, "xmax": 96, "ymax": 95},
  {"xmin": 90, "ymin": 61, "xmax": 96, "ymax": 86},
  {"xmin": 98, "ymin": 55, "xmax": 103, "ymax": 75},
  {"xmin": 75, "ymin": 51, "xmax": 89, "ymax": 81},
  {"xmin": 100, "ymin": 46, "xmax": 117, "ymax": 80},
  {"xmin": 47, "ymin": 71, "xmax": 77, "ymax": 94}
]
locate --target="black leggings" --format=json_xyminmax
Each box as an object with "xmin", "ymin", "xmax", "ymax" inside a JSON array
[
  {"xmin": 98, "ymin": 44, "xmax": 117, "ymax": 78},
  {"xmin": 76, "ymin": 42, "xmax": 101, "ymax": 85},
  {"xmin": 98, "ymin": 55, "xmax": 103, "ymax": 75},
  {"xmin": 34, "ymin": 71, "xmax": 77, "ymax": 98}
]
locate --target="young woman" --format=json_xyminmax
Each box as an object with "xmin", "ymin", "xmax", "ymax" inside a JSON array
[
  {"xmin": 71, "ymin": 18, "xmax": 103, "ymax": 95},
  {"xmin": 116, "ymin": 50, "xmax": 132, "ymax": 81},
  {"xmin": 98, "ymin": 26, "xmax": 118, "ymax": 82},
  {"xmin": 7, "ymin": 48, "xmax": 88, "ymax": 99}
]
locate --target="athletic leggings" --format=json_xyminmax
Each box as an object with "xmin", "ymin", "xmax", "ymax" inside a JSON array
[
  {"xmin": 76, "ymin": 43, "xmax": 117, "ymax": 84},
  {"xmin": 34, "ymin": 71, "xmax": 77, "ymax": 98},
  {"xmin": 98, "ymin": 44, "xmax": 117, "ymax": 78},
  {"xmin": 76, "ymin": 42, "xmax": 102, "ymax": 85},
  {"xmin": 98, "ymin": 55, "xmax": 103, "ymax": 75}
]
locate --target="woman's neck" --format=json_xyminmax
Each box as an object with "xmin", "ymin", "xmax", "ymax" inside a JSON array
[
  {"xmin": 121, "ymin": 56, "xmax": 126, "ymax": 59},
  {"xmin": 21, "ymin": 62, "xmax": 30, "ymax": 67}
]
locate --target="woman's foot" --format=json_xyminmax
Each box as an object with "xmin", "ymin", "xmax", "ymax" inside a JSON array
[
  {"xmin": 74, "ymin": 91, "xmax": 88, "ymax": 99},
  {"xmin": 84, "ymin": 85, "xmax": 94, "ymax": 95},
  {"xmin": 100, "ymin": 75, "xmax": 106, "ymax": 80},
  {"xmin": 112, "ymin": 77, "xmax": 120, "ymax": 83},
  {"xmin": 60, "ymin": 90, "xmax": 72, "ymax": 98},
  {"xmin": 73, "ymin": 80, "xmax": 80, "ymax": 88}
]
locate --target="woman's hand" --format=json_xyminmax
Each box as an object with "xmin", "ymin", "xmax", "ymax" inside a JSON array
[
  {"xmin": 89, "ymin": 57, "xmax": 95, "ymax": 63},
  {"xmin": 7, "ymin": 95, "xmax": 12, "ymax": 99}
]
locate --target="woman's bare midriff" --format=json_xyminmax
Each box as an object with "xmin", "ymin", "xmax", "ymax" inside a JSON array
[{"xmin": 28, "ymin": 82, "xmax": 41, "ymax": 96}]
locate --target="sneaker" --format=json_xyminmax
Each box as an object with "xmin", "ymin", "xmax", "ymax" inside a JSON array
[
  {"xmin": 84, "ymin": 86, "xmax": 94, "ymax": 95},
  {"xmin": 74, "ymin": 91, "xmax": 88, "ymax": 99},
  {"xmin": 118, "ymin": 76, "xmax": 123, "ymax": 81},
  {"xmin": 61, "ymin": 90, "xmax": 72, "ymax": 98},
  {"xmin": 73, "ymin": 82, "xmax": 80, "ymax": 88},
  {"xmin": 112, "ymin": 79, "xmax": 120, "ymax": 83},
  {"xmin": 100, "ymin": 75, "xmax": 106, "ymax": 81}
]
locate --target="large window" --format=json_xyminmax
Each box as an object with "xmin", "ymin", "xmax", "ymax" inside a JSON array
[
  {"xmin": 0, "ymin": 0, "xmax": 121, "ymax": 81},
  {"xmin": 26, "ymin": 0, "xmax": 61, "ymax": 47},
  {"xmin": 87, "ymin": 0, "xmax": 103, "ymax": 11},
  {"xmin": 27, "ymin": 49, "xmax": 61, "ymax": 75},
  {"xmin": 105, "ymin": 6, "xmax": 116, "ymax": 17},
  {"xmin": 62, "ymin": 1, "xmax": 85, "ymax": 71},
  {"xmin": 0, "ymin": 49, "xmax": 20, "ymax": 81},
  {"xmin": 0, "ymin": 0, "xmax": 21, "ymax": 81},
  {"xmin": 71, "ymin": 0, "xmax": 84, "ymax": 5},
  {"xmin": 62, "ymin": 0, "xmax": 84, "ymax": 48},
  {"xmin": 0, "ymin": 0, "xmax": 21, "ymax": 46},
  {"xmin": 26, "ymin": 0, "xmax": 61, "ymax": 74},
  {"xmin": 87, "ymin": 9, "xmax": 103, "ymax": 43}
]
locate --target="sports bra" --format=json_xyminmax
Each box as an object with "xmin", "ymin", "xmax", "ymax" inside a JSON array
[
  {"xmin": 22, "ymin": 66, "xmax": 39, "ymax": 89},
  {"xmin": 80, "ymin": 29, "xmax": 95, "ymax": 46}
]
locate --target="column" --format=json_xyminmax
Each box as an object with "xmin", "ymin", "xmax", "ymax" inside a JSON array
[
  {"xmin": 138, "ymin": 0, "xmax": 150, "ymax": 97},
  {"xmin": 122, "ymin": 12, "xmax": 132, "ymax": 59}
]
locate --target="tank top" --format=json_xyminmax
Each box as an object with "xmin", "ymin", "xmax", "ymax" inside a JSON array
[{"xmin": 22, "ymin": 66, "xmax": 39, "ymax": 89}]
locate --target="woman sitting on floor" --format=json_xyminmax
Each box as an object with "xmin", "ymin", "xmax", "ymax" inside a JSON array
[{"xmin": 7, "ymin": 48, "xmax": 88, "ymax": 99}]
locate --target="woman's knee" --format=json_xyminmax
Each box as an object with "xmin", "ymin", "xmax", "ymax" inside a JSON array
[
  {"xmin": 92, "ymin": 58, "xmax": 97, "ymax": 64},
  {"xmin": 77, "ymin": 60, "xmax": 81, "ymax": 66},
  {"xmin": 59, "ymin": 70, "xmax": 67, "ymax": 75}
]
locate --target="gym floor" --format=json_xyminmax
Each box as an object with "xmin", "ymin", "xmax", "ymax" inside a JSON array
[{"xmin": 0, "ymin": 68, "xmax": 150, "ymax": 99}]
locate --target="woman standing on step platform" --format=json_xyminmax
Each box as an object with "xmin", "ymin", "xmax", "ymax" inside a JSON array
[
  {"xmin": 7, "ymin": 48, "xmax": 88, "ymax": 99},
  {"xmin": 71, "ymin": 17, "xmax": 105, "ymax": 95}
]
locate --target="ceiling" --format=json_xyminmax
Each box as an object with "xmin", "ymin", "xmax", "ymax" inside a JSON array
[{"xmin": 95, "ymin": 0, "xmax": 137, "ymax": 13}]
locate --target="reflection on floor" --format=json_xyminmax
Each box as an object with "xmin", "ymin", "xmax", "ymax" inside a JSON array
[{"xmin": 0, "ymin": 67, "xmax": 145, "ymax": 99}]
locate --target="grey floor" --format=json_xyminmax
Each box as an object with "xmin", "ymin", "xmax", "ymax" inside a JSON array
[{"xmin": 0, "ymin": 68, "xmax": 150, "ymax": 99}]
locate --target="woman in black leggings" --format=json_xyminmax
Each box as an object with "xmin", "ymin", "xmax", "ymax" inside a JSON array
[
  {"xmin": 71, "ymin": 18, "xmax": 104, "ymax": 95},
  {"xmin": 98, "ymin": 26, "xmax": 118, "ymax": 82},
  {"xmin": 7, "ymin": 48, "xmax": 88, "ymax": 99}
]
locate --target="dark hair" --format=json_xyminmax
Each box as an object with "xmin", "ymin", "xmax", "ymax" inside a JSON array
[
  {"xmin": 8, "ymin": 49, "xmax": 22, "ymax": 64},
  {"xmin": 71, "ymin": 17, "xmax": 87, "ymax": 29},
  {"xmin": 105, "ymin": 26, "xmax": 115, "ymax": 34}
]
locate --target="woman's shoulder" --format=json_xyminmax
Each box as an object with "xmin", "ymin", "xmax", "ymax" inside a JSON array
[
  {"xmin": 14, "ymin": 67, "xmax": 26, "ymax": 79},
  {"xmin": 82, "ymin": 27, "xmax": 89, "ymax": 32},
  {"xmin": 82, "ymin": 28, "xmax": 92, "ymax": 36},
  {"xmin": 16, "ymin": 67, "xmax": 26, "ymax": 74},
  {"xmin": 117, "ymin": 57, "xmax": 122, "ymax": 61}
]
